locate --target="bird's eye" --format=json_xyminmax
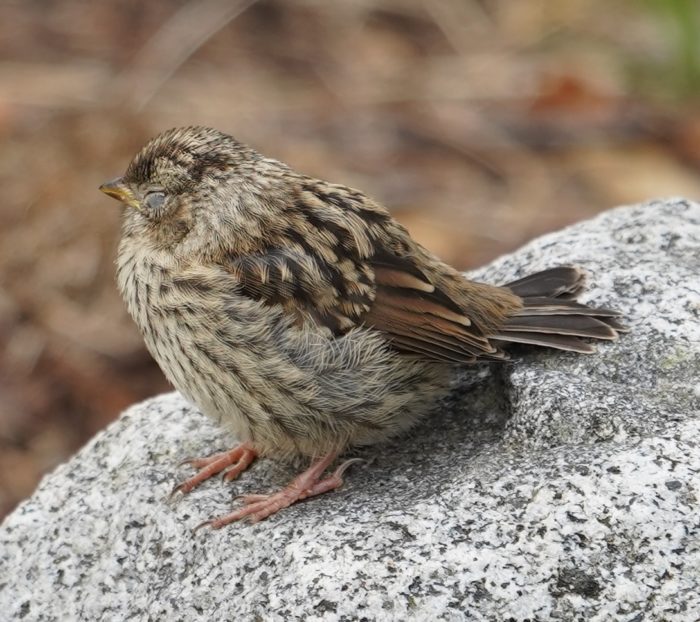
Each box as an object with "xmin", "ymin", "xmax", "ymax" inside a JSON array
[{"xmin": 144, "ymin": 191, "xmax": 166, "ymax": 210}]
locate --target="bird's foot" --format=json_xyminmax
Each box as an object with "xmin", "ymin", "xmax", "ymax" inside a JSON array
[
  {"xmin": 197, "ymin": 454, "xmax": 362, "ymax": 528},
  {"xmin": 171, "ymin": 443, "xmax": 257, "ymax": 496}
]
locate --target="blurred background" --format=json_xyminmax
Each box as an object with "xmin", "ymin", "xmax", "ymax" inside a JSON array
[{"xmin": 1, "ymin": 0, "xmax": 700, "ymax": 520}]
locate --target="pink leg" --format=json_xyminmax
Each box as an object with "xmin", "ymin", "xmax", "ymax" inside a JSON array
[
  {"xmin": 172, "ymin": 443, "xmax": 257, "ymax": 496},
  {"xmin": 198, "ymin": 455, "xmax": 362, "ymax": 529}
]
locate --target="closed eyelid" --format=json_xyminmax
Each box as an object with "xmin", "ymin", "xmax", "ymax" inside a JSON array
[{"xmin": 144, "ymin": 191, "xmax": 166, "ymax": 209}]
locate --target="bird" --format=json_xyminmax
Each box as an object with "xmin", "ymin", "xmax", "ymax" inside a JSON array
[{"xmin": 99, "ymin": 126, "xmax": 625, "ymax": 527}]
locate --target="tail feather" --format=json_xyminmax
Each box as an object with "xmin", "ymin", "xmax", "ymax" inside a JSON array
[
  {"xmin": 506, "ymin": 267, "xmax": 584, "ymax": 299},
  {"xmin": 501, "ymin": 314, "xmax": 618, "ymax": 340},
  {"xmin": 490, "ymin": 266, "xmax": 626, "ymax": 354},
  {"xmin": 491, "ymin": 330, "xmax": 597, "ymax": 353},
  {"xmin": 519, "ymin": 297, "xmax": 619, "ymax": 317}
]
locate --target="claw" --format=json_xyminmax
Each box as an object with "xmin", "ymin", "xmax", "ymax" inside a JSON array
[
  {"xmin": 333, "ymin": 457, "xmax": 364, "ymax": 478},
  {"xmin": 193, "ymin": 519, "xmax": 214, "ymax": 533},
  {"xmin": 168, "ymin": 485, "xmax": 186, "ymax": 502}
]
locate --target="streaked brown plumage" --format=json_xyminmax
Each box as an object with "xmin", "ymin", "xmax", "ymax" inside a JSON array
[{"xmin": 100, "ymin": 126, "xmax": 625, "ymax": 526}]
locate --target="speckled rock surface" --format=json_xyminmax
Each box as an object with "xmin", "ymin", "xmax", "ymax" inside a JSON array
[{"xmin": 1, "ymin": 199, "xmax": 699, "ymax": 622}]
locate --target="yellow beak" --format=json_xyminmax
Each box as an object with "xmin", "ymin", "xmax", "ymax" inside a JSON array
[{"xmin": 99, "ymin": 177, "xmax": 141, "ymax": 209}]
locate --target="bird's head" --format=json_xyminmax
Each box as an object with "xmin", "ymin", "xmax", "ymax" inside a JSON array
[{"xmin": 100, "ymin": 126, "xmax": 265, "ymax": 251}]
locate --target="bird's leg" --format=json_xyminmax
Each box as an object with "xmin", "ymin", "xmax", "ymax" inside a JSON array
[
  {"xmin": 172, "ymin": 442, "xmax": 257, "ymax": 496},
  {"xmin": 199, "ymin": 453, "xmax": 361, "ymax": 528}
]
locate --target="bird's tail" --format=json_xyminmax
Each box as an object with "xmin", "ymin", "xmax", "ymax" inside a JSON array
[{"xmin": 490, "ymin": 267, "xmax": 627, "ymax": 353}]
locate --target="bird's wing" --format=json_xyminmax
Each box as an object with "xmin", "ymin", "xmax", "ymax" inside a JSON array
[
  {"xmin": 225, "ymin": 246, "xmax": 374, "ymax": 335},
  {"xmin": 222, "ymin": 181, "xmax": 511, "ymax": 363},
  {"xmin": 364, "ymin": 249, "xmax": 506, "ymax": 363},
  {"xmin": 224, "ymin": 245, "xmax": 502, "ymax": 363}
]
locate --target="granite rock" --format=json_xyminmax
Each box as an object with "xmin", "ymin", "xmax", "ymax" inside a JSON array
[{"xmin": 1, "ymin": 199, "xmax": 699, "ymax": 621}]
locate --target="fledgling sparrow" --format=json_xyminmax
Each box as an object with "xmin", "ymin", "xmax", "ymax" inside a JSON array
[{"xmin": 100, "ymin": 126, "xmax": 625, "ymax": 527}]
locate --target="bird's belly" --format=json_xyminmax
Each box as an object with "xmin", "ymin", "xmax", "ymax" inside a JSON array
[{"xmin": 118, "ymin": 253, "xmax": 450, "ymax": 457}]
